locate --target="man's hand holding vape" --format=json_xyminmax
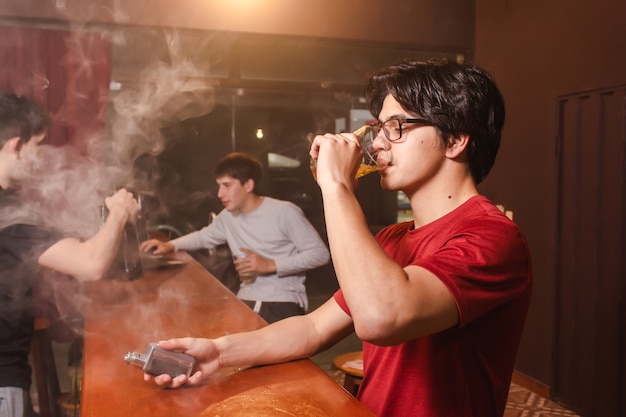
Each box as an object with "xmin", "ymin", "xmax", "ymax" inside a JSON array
[{"xmin": 143, "ymin": 338, "xmax": 221, "ymax": 388}]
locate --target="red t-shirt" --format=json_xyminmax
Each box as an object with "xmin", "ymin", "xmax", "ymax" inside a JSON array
[{"xmin": 333, "ymin": 195, "xmax": 532, "ymax": 417}]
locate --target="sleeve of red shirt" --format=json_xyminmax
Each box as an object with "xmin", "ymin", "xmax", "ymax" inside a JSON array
[
  {"xmin": 333, "ymin": 290, "xmax": 351, "ymax": 316},
  {"xmin": 415, "ymin": 219, "xmax": 531, "ymax": 327}
]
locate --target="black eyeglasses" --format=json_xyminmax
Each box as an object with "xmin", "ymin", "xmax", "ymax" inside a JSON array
[{"xmin": 370, "ymin": 117, "xmax": 433, "ymax": 142}]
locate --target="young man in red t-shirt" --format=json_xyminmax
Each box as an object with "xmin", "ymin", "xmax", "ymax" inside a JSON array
[{"xmin": 144, "ymin": 60, "xmax": 532, "ymax": 417}]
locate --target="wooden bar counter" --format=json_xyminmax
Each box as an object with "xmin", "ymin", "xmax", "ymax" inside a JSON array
[{"xmin": 80, "ymin": 252, "xmax": 374, "ymax": 417}]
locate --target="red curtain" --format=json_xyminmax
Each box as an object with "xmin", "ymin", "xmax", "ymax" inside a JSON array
[{"xmin": 0, "ymin": 26, "xmax": 111, "ymax": 150}]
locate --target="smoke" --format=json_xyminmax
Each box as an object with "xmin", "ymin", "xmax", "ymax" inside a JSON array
[
  {"xmin": 3, "ymin": 26, "xmax": 217, "ymax": 240},
  {"xmin": 1, "ymin": 14, "xmax": 219, "ymax": 336},
  {"xmin": 108, "ymin": 51, "xmax": 217, "ymax": 183},
  {"xmin": 105, "ymin": 30, "xmax": 218, "ymax": 231},
  {"xmin": 3, "ymin": 141, "xmax": 112, "ymax": 238}
]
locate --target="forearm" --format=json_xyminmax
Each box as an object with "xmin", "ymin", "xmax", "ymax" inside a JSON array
[
  {"xmin": 214, "ymin": 315, "xmax": 322, "ymax": 368},
  {"xmin": 321, "ymin": 184, "xmax": 408, "ymax": 324},
  {"xmin": 84, "ymin": 210, "xmax": 128, "ymax": 271},
  {"xmin": 274, "ymin": 246, "xmax": 330, "ymax": 276},
  {"xmin": 214, "ymin": 299, "xmax": 354, "ymax": 368},
  {"xmin": 171, "ymin": 229, "xmax": 214, "ymax": 252}
]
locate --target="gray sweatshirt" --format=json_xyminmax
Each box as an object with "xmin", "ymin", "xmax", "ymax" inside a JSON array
[{"xmin": 171, "ymin": 197, "xmax": 330, "ymax": 309}]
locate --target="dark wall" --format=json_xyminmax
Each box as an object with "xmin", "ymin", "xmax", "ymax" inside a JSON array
[
  {"xmin": 475, "ymin": 1, "xmax": 626, "ymax": 413},
  {"xmin": 0, "ymin": 0, "xmax": 474, "ymax": 52}
]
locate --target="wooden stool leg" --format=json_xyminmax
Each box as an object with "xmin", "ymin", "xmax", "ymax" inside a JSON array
[
  {"xmin": 333, "ymin": 351, "xmax": 364, "ymax": 397},
  {"xmin": 343, "ymin": 374, "xmax": 363, "ymax": 396},
  {"xmin": 343, "ymin": 374, "xmax": 357, "ymax": 396},
  {"xmin": 31, "ymin": 326, "xmax": 61, "ymax": 417}
]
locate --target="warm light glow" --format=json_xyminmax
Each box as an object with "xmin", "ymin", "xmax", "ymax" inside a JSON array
[
  {"xmin": 256, "ymin": 128, "xmax": 264, "ymax": 139},
  {"xmin": 216, "ymin": 0, "xmax": 265, "ymax": 15},
  {"xmin": 230, "ymin": 0, "xmax": 257, "ymax": 5}
]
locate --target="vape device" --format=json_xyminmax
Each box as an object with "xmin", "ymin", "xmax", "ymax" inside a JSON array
[{"xmin": 124, "ymin": 342, "xmax": 196, "ymax": 378}]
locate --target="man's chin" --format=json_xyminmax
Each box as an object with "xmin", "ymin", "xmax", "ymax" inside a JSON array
[{"xmin": 379, "ymin": 176, "xmax": 392, "ymax": 191}]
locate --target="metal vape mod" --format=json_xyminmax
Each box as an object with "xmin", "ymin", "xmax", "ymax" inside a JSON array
[{"xmin": 124, "ymin": 342, "xmax": 196, "ymax": 378}]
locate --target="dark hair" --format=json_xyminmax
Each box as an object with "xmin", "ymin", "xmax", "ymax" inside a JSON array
[
  {"xmin": 0, "ymin": 93, "xmax": 31, "ymax": 145},
  {"xmin": 214, "ymin": 152, "xmax": 263, "ymax": 194},
  {"xmin": 0, "ymin": 93, "xmax": 51, "ymax": 147},
  {"xmin": 365, "ymin": 60, "xmax": 505, "ymax": 184},
  {"xmin": 23, "ymin": 98, "xmax": 52, "ymax": 136}
]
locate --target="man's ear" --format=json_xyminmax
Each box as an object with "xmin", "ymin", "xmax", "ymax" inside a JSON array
[
  {"xmin": 1, "ymin": 137, "xmax": 22, "ymax": 156},
  {"xmin": 243, "ymin": 178, "xmax": 255, "ymax": 192},
  {"xmin": 445, "ymin": 134, "xmax": 470, "ymax": 159}
]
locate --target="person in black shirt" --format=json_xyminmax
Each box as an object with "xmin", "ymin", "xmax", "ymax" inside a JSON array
[{"xmin": 0, "ymin": 93, "xmax": 139, "ymax": 417}]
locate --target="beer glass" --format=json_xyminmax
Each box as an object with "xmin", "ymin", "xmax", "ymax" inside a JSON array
[
  {"xmin": 310, "ymin": 125, "xmax": 380, "ymax": 179},
  {"xmin": 232, "ymin": 252, "xmax": 256, "ymax": 284}
]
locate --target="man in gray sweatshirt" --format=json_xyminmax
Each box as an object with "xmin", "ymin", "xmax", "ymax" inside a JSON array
[{"xmin": 141, "ymin": 152, "xmax": 330, "ymax": 323}]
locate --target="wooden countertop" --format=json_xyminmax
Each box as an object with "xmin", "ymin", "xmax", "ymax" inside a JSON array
[{"xmin": 80, "ymin": 251, "xmax": 374, "ymax": 417}]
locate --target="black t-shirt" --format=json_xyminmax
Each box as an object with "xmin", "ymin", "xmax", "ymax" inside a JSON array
[{"xmin": 0, "ymin": 222, "xmax": 60, "ymax": 389}]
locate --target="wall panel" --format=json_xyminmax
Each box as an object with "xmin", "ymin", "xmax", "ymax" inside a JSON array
[{"xmin": 555, "ymin": 87, "xmax": 625, "ymax": 416}]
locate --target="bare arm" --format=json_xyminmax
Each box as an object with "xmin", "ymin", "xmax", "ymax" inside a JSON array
[
  {"xmin": 37, "ymin": 189, "xmax": 139, "ymax": 281},
  {"xmin": 146, "ymin": 298, "xmax": 354, "ymax": 388},
  {"xmin": 310, "ymin": 133, "xmax": 458, "ymax": 346}
]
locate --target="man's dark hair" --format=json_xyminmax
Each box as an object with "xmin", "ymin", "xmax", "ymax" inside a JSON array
[
  {"xmin": 0, "ymin": 93, "xmax": 32, "ymax": 146},
  {"xmin": 214, "ymin": 152, "xmax": 263, "ymax": 194},
  {"xmin": 23, "ymin": 97, "xmax": 52, "ymax": 137},
  {"xmin": 365, "ymin": 59, "xmax": 505, "ymax": 184}
]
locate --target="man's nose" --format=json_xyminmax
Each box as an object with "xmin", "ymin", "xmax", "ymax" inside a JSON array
[{"xmin": 372, "ymin": 131, "xmax": 390, "ymax": 151}]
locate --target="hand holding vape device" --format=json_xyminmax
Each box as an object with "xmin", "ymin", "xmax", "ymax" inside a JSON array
[{"xmin": 124, "ymin": 342, "xmax": 196, "ymax": 378}]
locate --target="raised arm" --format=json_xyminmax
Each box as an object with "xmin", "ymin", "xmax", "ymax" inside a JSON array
[
  {"xmin": 37, "ymin": 189, "xmax": 139, "ymax": 281},
  {"xmin": 311, "ymin": 133, "xmax": 458, "ymax": 346}
]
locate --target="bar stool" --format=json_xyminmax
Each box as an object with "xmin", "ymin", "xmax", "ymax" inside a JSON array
[
  {"xmin": 31, "ymin": 318, "xmax": 61, "ymax": 417},
  {"xmin": 333, "ymin": 351, "xmax": 363, "ymax": 396}
]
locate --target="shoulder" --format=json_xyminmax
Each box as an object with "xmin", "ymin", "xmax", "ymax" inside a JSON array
[
  {"xmin": 458, "ymin": 196, "xmax": 525, "ymax": 241},
  {"xmin": 1, "ymin": 223, "xmax": 55, "ymax": 240},
  {"xmin": 262, "ymin": 197, "xmax": 304, "ymax": 214},
  {"xmin": 0, "ymin": 223, "xmax": 61, "ymax": 258}
]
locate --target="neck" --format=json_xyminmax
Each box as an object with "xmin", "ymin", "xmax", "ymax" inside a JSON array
[
  {"xmin": 239, "ymin": 194, "xmax": 264, "ymax": 214},
  {"xmin": 0, "ymin": 149, "xmax": 16, "ymax": 190},
  {"xmin": 407, "ymin": 175, "xmax": 478, "ymax": 228},
  {"xmin": 0, "ymin": 168, "xmax": 10, "ymax": 190}
]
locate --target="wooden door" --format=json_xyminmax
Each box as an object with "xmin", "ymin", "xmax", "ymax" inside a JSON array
[{"xmin": 555, "ymin": 86, "xmax": 626, "ymax": 417}]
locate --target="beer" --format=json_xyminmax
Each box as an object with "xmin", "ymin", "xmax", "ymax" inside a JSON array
[
  {"xmin": 309, "ymin": 125, "xmax": 380, "ymax": 180},
  {"xmin": 238, "ymin": 273, "xmax": 256, "ymax": 283},
  {"xmin": 310, "ymin": 159, "xmax": 381, "ymax": 180},
  {"xmin": 355, "ymin": 164, "xmax": 380, "ymax": 178},
  {"xmin": 233, "ymin": 254, "xmax": 256, "ymax": 284}
]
